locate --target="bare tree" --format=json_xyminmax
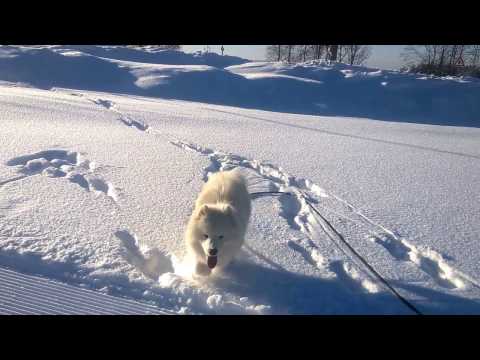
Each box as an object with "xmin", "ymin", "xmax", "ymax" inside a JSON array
[
  {"xmin": 266, "ymin": 45, "xmax": 284, "ymax": 61},
  {"xmin": 466, "ymin": 45, "xmax": 480, "ymax": 66},
  {"xmin": 337, "ymin": 45, "xmax": 348, "ymax": 63},
  {"xmin": 299, "ymin": 45, "xmax": 310, "ymax": 62},
  {"xmin": 265, "ymin": 45, "xmax": 298, "ymax": 62},
  {"xmin": 265, "ymin": 44, "xmax": 370, "ymax": 66},
  {"xmin": 305, "ymin": 45, "xmax": 323, "ymax": 60},
  {"xmin": 402, "ymin": 45, "xmax": 423, "ymax": 66},
  {"xmin": 345, "ymin": 45, "xmax": 372, "ymax": 65},
  {"xmin": 402, "ymin": 45, "xmax": 438, "ymax": 66},
  {"xmin": 312, "ymin": 45, "xmax": 325, "ymax": 60},
  {"xmin": 449, "ymin": 45, "xmax": 458, "ymax": 66},
  {"xmin": 286, "ymin": 45, "xmax": 296, "ymax": 63},
  {"xmin": 289, "ymin": 45, "xmax": 311, "ymax": 63},
  {"xmin": 438, "ymin": 45, "xmax": 447, "ymax": 67},
  {"xmin": 402, "ymin": 45, "xmax": 480, "ymax": 77},
  {"xmin": 329, "ymin": 45, "xmax": 338, "ymax": 61},
  {"xmin": 405, "ymin": 45, "xmax": 463, "ymax": 67}
]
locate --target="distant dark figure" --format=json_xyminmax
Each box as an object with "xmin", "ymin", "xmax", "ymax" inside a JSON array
[{"xmin": 221, "ymin": 45, "xmax": 225, "ymax": 56}]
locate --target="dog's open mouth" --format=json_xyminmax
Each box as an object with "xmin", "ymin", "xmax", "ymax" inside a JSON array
[{"xmin": 207, "ymin": 255, "xmax": 217, "ymax": 269}]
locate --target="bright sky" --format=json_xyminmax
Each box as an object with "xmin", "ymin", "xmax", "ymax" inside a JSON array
[{"xmin": 182, "ymin": 45, "xmax": 406, "ymax": 70}]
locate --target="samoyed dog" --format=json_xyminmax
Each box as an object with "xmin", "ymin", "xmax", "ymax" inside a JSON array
[{"xmin": 185, "ymin": 169, "xmax": 251, "ymax": 276}]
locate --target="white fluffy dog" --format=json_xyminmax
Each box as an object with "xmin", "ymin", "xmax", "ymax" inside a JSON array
[{"xmin": 185, "ymin": 169, "xmax": 251, "ymax": 276}]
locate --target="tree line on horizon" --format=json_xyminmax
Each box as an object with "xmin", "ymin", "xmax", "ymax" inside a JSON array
[
  {"xmin": 401, "ymin": 45, "xmax": 480, "ymax": 77},
  {"xmin": 265, "ymin": 45, "xmax": 372, "ymax": 65},
  {"xmin": 123, "ymin": 45, "xmax": 480, "ymax": 78},
  {"xmin": 264, "ymin": 45, "xmax": 480, "ymax": 78}
]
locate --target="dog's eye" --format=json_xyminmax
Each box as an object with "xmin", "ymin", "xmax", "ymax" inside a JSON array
[
  {"xmin": 203, "ymin": 234, "xmax": 209, "ymax": 239},
  {"xmin": 218, "ymin": 235, "xmax": 224, "ymax": 239}
]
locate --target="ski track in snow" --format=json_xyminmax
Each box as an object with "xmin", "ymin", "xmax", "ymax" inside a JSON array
[
  {"xmin": 5, "ymin": 149, "xmax": 119, "ymax": 205},
  {"xmin": 170, "ymin": 139, "xmax": 476, "ymax": 294}
]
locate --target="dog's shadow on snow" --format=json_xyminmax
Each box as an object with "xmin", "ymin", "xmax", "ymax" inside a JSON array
[
  {"xmin": 213, "ymin": 254, "xmax": 403, "ymax": 315},
  {"xmin": 2, "ymin": 242, "xmax": 479, "ymax": 315},
  {"xmin": 112, "ymin": 230, "xmax": 480, "ymax": 315},
  {"xmin": 211, "ymin": 248, "xmax": 480, "ymax": 315}
]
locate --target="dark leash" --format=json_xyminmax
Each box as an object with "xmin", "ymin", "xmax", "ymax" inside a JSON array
[{"xmin": 249, "ymin": 190, "xmax": 423, "ymax": 315}]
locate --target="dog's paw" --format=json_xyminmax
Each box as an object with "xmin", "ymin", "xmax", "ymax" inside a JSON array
[{"xmin": 195, "ymin": 262, "xmax": 212, "ymax": 276}]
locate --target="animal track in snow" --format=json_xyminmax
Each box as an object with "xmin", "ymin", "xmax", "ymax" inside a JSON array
[
  {"xmin": 51, "ymin": 92, "xmax": 150, "ymax": 132},
  {"xmin": 368, "ymin": 233, "xmax": 465, "ymax": 289},
  {"xmin": 171, "ymin": 139, "xmax": 476, "ymax": 293},
  {"xmin": 89, "ymin": 98, "xmax": 150, "ymax": 132},
  {"xmin": 329, "ymin": 260, "xmax": 380, "ymax": 294},
  {"xmin": 5, "ymin": 149, "xmax": 119, "ymax": 204},
  {"xmin": 319, "ymin": 192, "xmax": 469, "ymax": 290},
  {"xmin": 286, "ymin": 240, "xmax": 331, "ymax": 274},
  {"xmin": 171, "ymin": 140, "xmax": 379, "ymax": 294},
  {"xmin": 114, "ymin": 230, "xmax": 270, "ymax": 314},
  {"xmin": 114, "ymin": 230, "xmax": 173, "ymax": 280},
  {"xmin": 91, "ymin": 98, "xmax": 115, "ymax": 110}
]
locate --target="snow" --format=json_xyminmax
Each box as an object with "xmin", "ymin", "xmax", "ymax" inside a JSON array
[
  {"xmin": 2, "ymin": 46, "xmax": 479, "ymax": 127},
  {"xmin": 1, "ymin": 46, "xmax": 480, "ymax": 314},
  {"xmin": 0, "ymin": 265, "xmax": 169, "ymax": 315}
]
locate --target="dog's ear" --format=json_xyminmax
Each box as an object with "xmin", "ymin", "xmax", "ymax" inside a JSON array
[
  {"xmin": 196, "ymin": 204, "xmax": 210, "ymax": 219},
  {"xmin": 224, "ymin": 205, "xmax": 238, "ymax": 226}
]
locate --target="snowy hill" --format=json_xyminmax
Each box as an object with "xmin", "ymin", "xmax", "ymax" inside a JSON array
[
  {"xmin": 1, "ymin": 46, "xmax": 478, "ymax": 126},
  {"xmin": 1, "ymin": 46, "xmax": 480, "ymax": 314},
  {"xmin": 55, "ymin": 46, "xmax": 250, "ymax": 68}
]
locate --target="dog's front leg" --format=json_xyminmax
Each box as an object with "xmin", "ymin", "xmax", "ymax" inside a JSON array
[
  {"xmin": 189, "ymin": 241, "xmax": 211, "ymax": 276},
  {"xmin": 194, "ymin": 261, "xmax": 212, "ymax": 276}
]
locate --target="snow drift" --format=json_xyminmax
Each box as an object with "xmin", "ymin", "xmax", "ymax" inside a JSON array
[{"xmin": 1, "ymin": 46, "xmax": 479, "ymax": 127}]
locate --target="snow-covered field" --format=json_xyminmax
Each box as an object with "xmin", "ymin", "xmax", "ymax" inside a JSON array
[{"xmin": 1, "ymin": 46, "xmax": 479, "ymax": 314}]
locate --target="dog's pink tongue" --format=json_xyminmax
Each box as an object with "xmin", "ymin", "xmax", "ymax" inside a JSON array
[{"xmin": 207, "ymin": 256, "xmax": 217, "ymax": 269}]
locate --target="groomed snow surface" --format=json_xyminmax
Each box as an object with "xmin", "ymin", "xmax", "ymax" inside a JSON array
[{"xmin": 1, "ymin": 46, "xmax": 480, "ymax": 315}]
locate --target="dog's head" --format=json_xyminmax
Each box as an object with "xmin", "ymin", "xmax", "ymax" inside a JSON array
[{"xmin": 193, "ymin": 203, "xmax": 238, "ymax": 266}]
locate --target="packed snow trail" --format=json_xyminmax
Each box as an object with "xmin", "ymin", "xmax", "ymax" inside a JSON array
[{"xmin": 0, "ymin": 265, "xmax": 170, "ymax": 315}]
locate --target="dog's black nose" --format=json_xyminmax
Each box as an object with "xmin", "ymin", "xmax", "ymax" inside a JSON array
[{"xmin": 208, "ymin": 248, "xmax": 218, "ymax": 256}]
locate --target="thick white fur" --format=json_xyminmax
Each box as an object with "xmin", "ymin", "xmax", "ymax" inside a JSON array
[{"xmin": 185, "ymin": 169, "xmax": 251, "ymax": 276}]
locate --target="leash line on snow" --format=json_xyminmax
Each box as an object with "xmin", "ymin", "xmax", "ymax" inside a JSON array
[{"xmin": 249, "ymin": 190, "xmax": 423, "ymax": 315}]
